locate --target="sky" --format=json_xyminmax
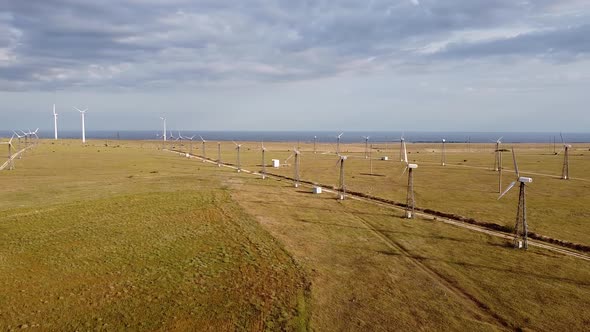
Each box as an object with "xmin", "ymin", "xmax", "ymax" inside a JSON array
[{"xmin": 0, "ymin": 0, "xmax": 589, "ymax": 132}]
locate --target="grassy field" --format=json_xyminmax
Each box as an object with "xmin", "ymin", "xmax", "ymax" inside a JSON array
[
  {"xmin": 1, "ymin": 139, "xmax": 589, "ymax": 331},
  {"xmin": 0, "ymin": 141, "xmax": 309, "ymax": 331},
  {"xmin": 185, "ymin": 140, "xmax": 590, "ymax": 246}
]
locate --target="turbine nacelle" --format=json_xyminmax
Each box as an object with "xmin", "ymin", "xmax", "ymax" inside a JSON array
[{"xmin": 518, "ymin": 177, "xmax": 533, "ymax": 183}]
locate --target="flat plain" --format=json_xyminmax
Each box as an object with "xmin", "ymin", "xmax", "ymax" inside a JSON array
[{"xmin": 1, "ymin": 139, "xmax": 589, "ymax": 331}]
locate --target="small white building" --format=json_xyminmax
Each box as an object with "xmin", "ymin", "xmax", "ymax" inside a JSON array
[
  {"xmin": 272, "ymin": 159, "xmax": 280, "ymax": 168},
  {"xmin": 312, "ymin": 186, "xmax": 322, "ymax": 194},
  {"xmin": 381, "ymin": 156, "xmax": 389, "ymax": 161}
]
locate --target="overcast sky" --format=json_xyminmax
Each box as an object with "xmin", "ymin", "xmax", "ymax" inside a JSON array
[{"xmin": 0, "ymin": 0, "xmax": 589, "ymax": 132}]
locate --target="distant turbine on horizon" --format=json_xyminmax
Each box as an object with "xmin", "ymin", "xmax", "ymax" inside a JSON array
[
  {"xmin": 53, "ymin": 104, "xmax": 58, "ymax": 140},
  {"xmin": 74, "ymin": 107, "xmax": 88, "ymax": 143}
]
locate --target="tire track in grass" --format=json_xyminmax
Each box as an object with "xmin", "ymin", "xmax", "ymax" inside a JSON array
[{"xmin": 345, "ymin": 210, "xmax": 514, "ymax": 331}]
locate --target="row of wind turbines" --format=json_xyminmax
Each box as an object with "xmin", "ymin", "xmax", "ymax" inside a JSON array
[
  {"xmin": 166, "ymin": 131, "xmax": 577, "ymax": 250},
  {"xmin": 51, "ymin": 104, "xmax": 88, "ymax": 143}
]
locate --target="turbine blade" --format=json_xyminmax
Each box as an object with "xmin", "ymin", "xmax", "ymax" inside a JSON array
[
  {"xmin": 560, "ymin": 132, "xmax": 565, "ymax": 144},
  {"xmin": 512, "ymin": 148, "xmax": 519, "ymax": 178},
  {"xmin": 498, "ymin": 181, "xmax": 517, "ymax": 200}
]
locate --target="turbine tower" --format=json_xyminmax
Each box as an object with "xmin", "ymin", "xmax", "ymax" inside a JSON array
[
  {"xmin": 74, "ymin": 107, "xmax": 88, "ymax": 143},
  {"xmin": 233, "ymin": 141, "xmax": 242, "ymax": 172},
  {"xmin": 559, "ymin": 133, "xmax": 570, "ymax": 180},
  {"xmin": 199, "ymin": 135, "xmax": 207, "ymax": 161},
  {"xmin": 294, "ymin": 149, "xmax": 301, "ymax": 187},
  {"xmin": 12, "ymin": 131, "xmax": 23, "ymax": 159},
  {"xmin": 313, "ymin": 136, "xmax": 317, "ymax": 154},
  {"xmin": 160, "ymin": 117, "xmax": 167, "ymax": 141},
  {"xmin": 261, "ymin": 142, "xmax": 267, "ymax": 179},
  {"xmin": 499, "ymin": 148, "xmax": 533, "ymax": 249},
  {"xmin": 217, "ymin": 142, "xmax": 222, "ymax": 167},
  {"xmin": 338, "ymin": 155, "xmax": 347, "ymax": 200},
  {"xmin": 441, "ymin": 138, "xmax": 446, "ymax": 166},
  {"xmin": 362, "ymin": 136, "xmax": 370, "ymax": 159},
  {"xmin": 403, "ymin": 163, "xmax": 418, "ymax": 219},
  {"xmin": 53, "ymin": 104, "xmax": 58, "ymax": 140},
  {"xmin": 399, "ymin": 135, "xmax": 407, "ymax": 162},
  {"xmin": 1, "ymin": 135, "xmax": 15, "ymax": 170}
]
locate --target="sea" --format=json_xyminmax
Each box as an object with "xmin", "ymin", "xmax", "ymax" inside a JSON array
[{"xmin": 3, "ymin": 130, "xmax": 590, "ymax": 143}]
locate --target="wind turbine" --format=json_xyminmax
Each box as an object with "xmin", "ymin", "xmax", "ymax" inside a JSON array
[
  {"xmin": 499, "ymin": 148, "xmax": 533, "ymax": 249},
  {"xmin": 74, "ymin": 107, "xmax": 88, "ymax": 143},
  {"xmin": 399, "ymin": 135, "xmax": 407, "ymax": 162},
  {"xmin": 337, "ymin": 155, "xmax": 347, "ymax": 200},
  {"xmin": 313, "ymin": 136, "xmax": 317, "ymax": 154},
  {"xmin": 401, "ymin": 157, "xmax": 418, "ymax": 219},
  {"xmin": 53, "ymin": 104, "xmax": 58, "ymax": 140},
  {"xmin": 260, "ymin": 142, "xmax": 267, "ymax": 179},
  {"xmin": 441, "ymin": 138, "xmax": 446, "ymax": 166},
  {"xmin": 31, "ymin": 128, "xmax": 39, "ymax": 140},
  {"xmin": 493, "ymin": 136, "xmax": 503, "ymax": 171},
  {"xmin": 336, "ymin": 132, "xmax": 343, "ymax": 155},
  {"xmin": 199, "ymin": 135, "xmax": 207, "ymax": 160},
  {"xmin": 19, "ymin": 130, "xmax": 28, "ymax": 149},
  {"xmin": 362, "ymin": 136, "xmax": 370, "ymax": 159},
  {"xmin": 283, "ymin": 147, "xmax": 301, "ymax": 187},
  {"xmin": 217, "ymin": 142, "xmax": 222, "ymax": 167},
  {"xmin": 160, "ymin": 117, "xmax": 167, "ymax": 141},
  {"xmin": 557, "ymin": 133, "xmax": 571, "ymax": 180},
  {"xmin": 186, "ymin": 135, "xmax": 196, "ymax": 155},
  {"xmin": 292, "ymin": 149, "xmax": 301, "ymax": 187},
  {"xmin": 12, "ymin": 131, "xmax": 23, "ymax": 158},
  {"xmin": 233, "ymin": 141, "xmax": 242, "ymax": 172},
  {"xmin": 1, "ymin": 135, "xmax": 15, "ymax": 170}
]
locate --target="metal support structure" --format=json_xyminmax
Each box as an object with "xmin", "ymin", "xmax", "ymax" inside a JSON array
[
  {"xmin": 294, "ymin": 151, "xmax": 300, "ymax": 187},
  {"xmin": 513, "ymin": 182, "xmax": 528, "ymax": 249},
  {"xmin": 261, "ymin": 148, "xmax": 266, "ymax": 179},
  {"xmin": 313, "ymin": 136, "xmax": 317, "ymax": 154},
  {"xmin": 441, "ymin": 139, "xmax": 446, "ymax": 166},
  {"xmin": 217, "ymin": 142, "xmax": 222, "ymax": 167},
  {"xmin": 562, "ymin": 146, "xmax": 570, "ymax": 180},
  {"xmin": 494, "ymin": 142, "xmax": 500, "ymax": 171},
  {"xmin": 369, "ymin": 143, "xmax": 373, "ymax": 175},
  {"xmin": 498, "ymin": 153, "xmax": 503, "ymax": 193},
  {"xmin": 338, "ymin": 156, "xmax": 346, "ymax": 200},
  {"xmin": 405, "ymin": 168, "xmax": 415, "ymax": 219},
  {"xmin": 236, "ymin": 145, "xmax": 241, "ymax": 172}
]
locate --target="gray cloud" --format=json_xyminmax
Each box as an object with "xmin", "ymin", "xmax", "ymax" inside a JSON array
[{"xmin": 0, "ymin": 0, "xmax": 589, "ymax": 91}]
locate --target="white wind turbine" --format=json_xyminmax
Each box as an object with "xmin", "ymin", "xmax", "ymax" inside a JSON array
[
  {"xmin": 313, "ymin": 135, "xmax": 317, "ymax": 154},
  {"xmin": 493, "ymin": 136, "xmax": 503, "ymax": 171},
  {"xmin": 441, "ymin": 138, "xmax": 446, "ymax": 166},
  {"xmin": 399, "ymin": 135, "xmax": 407, "ymax": 162},
  {"xmin": 336, "ymin": 132, "xmax": 344, "ymax": 155},
  {"xmin": 498, "ymin": 148, "xmax": 533, "ymax": 249},
  {"xmin": 160, "ymin": 117, "xmax": 167, "ymax": 141},
  {"xmin": 260, "ymin": 142, "xmax": 267, "ymax": 179},
  {"xmin": 401, "ymin": 147, "xmax": 418, "ymax": 219},
  {"xmin": 186, "ymin": 135, "xmax": 196, "ymax": 155},
  {"xmin": 12, "ymin": 131, "xmax": 23, "ymax": 158},
  {"xmin": 74, "ymin": 107, "xmax": 88, "ymax": 143},
  {"xmin": 199, "ymin": 135, "xmax": 207, "ymax": 161},
  {"xmin": 1, "ymin": 135, "xmax": 15, "ymax": 170},
  {"xmin": 53, "ymin": 104, "xmax": 58, "ymax": 140},
  {"xmin": 233, "ymin": 141, "xmax": 242, "ymax": 172},
  {"xmin": 217, "ymin": 142, "xmax": 222, "ymax": 167},
  {"xmin": 362, "ymin": 136, "xmax": 370, "ymax": 159}
]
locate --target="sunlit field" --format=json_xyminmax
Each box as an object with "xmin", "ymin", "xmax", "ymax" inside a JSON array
[{"xmin": 1, "ymin": 139, "xmax": 589, "ymax": 331}]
